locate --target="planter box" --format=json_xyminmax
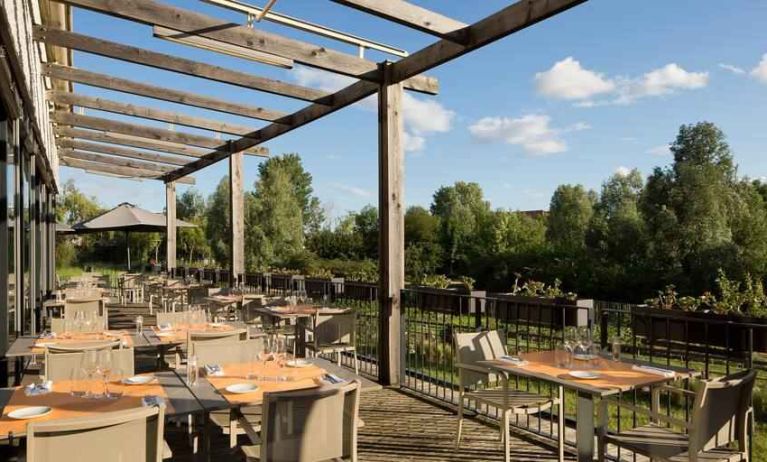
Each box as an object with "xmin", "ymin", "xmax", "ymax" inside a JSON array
[
  {"xmin": 487, "ymin": 294, "xmax": 592, "ymax": 328},
  {"xmin": 632, "ymin": 306, "xmax": 767, "ymax": 353},
  {"xmin": 408, "ymin": 287, "xmax": 486, "ymax": 315}
]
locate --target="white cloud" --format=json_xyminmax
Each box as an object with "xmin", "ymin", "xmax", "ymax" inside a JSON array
[
  {"xmin": 719, "ymin": 63, "xmax": 746, "ymax": 75},
  {"xmin": 615, "ymin": 166, "xmax": 631, "ymax": 176},
  {"xmin": 751, "ymin": 54, "xmax": 767, "ymax": 84},
  {"xmin": 536, "ymin": 59, "xmax": 708, "ymax": 106},
  {"xmin": 535, "ymin": 57, "xmax": 616, "ymax": 100},
  {"xmin": 330, "ymin": 182, "xmax": 373, "ymax": 198},
  {"xmin": 646, "ymin": 144, "xmax": 672, "ymax": 156},
  {"xmin": 290, "ymin": 65, "xmax": 455, "ymax": 152},
  {"xmin": 468, "ymin": 114, "xmax": 589, "ymax": 155}
]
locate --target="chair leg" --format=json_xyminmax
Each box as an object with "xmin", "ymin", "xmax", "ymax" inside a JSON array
[
  {"xmin": 229, "ymin": 412, "xmax": 238, "ymax": 448},
  {"xmin": 557, "ymin": 386, "xmax": 565, "ymax": 462},
  {"xmin": 353, "ymin": 349, "xmax": 359, "ymax": 375},
  {"xmin": 502, "ymin": 410, "xmax": 510, "ymax": 462},
  {"xmin": 455, "ymin": 394, "xmax": 464, "ymax": 447}
]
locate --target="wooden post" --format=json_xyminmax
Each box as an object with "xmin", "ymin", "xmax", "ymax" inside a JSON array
[
  {"xmin": 229, "ymin": 150, "xmax": 244, "ymax": 287},
  {"xmin": 377, "ymin": 62, "xmax": 405, "ymax": 386},
  {"xmin": 166, "ymin": 181, "xmax": 176, "ymax": 276}
]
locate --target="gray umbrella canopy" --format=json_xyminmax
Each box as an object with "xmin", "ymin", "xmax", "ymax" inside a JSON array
[
  {"xmin": 72, "ymin": 202, "xmax": 195, "ymax": 233},
  {"xmin": 71, "ymin": 202, "xmax": 196, "ymax": 270}
]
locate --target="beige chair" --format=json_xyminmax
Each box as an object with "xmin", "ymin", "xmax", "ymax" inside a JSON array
[
  {"xmin": 305, "ymin": 311, "xmax": 358, "ymax": 374},
  {"xmin": 187, "ymin": 328, "xmax": 249, "ymax": 358},
  {"xmin": 26, "ymin": 405, "xmax": 166, "ymax": 462},
  {"xmin": 50, "ymin": 317, "xmax": 107, "ymax": 334},
  {"xmin": 44, "ymin": 347, "xmax": 134, "ymax": 381},
  {"xmin": 603, "ymin": 369, "xmax": 755, "ymax": 462},
  {"xmin": 192, "ymin": 339, "xmax": 263, "ymax": 448},
  {"xmin": 454, "ymin": 330, "xmax": 564, "ymax": 462},
  {"xmin": 64, "ymin": 298, "xmax": 107, "ymax": 329},
  {"xmin": 242, "ymin": 380, "xmax": 362, "ymax": 462}
]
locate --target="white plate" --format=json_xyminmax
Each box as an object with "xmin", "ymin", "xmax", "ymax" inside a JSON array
[
  {"xmin": 573, "ymin": 353, "xmax": 598, "ymax": 361},
  {"xmin": 225, "ymin": 383, "xmax": 259, "ymax": 394},
  {"xmin": 286, "ymin": 359, "xmax": 311, "ymax": 368},
  {"xmin": 122, "ymin": 375, "xmax": 154, "ymax": 385},
  {"xmin": 156, "ymin": 332, "xmax": 173, "ymax": 337},
  {"xmin": 8, "ymin": 406, "xmax": 52, "ymax": 420},
  {"xmin": 568, "ymin": 370, "xmax": 600, "ymax": 380},
  {"xmin": 208, "ymin": 322, "xmax": 226, "ymax": 328}
]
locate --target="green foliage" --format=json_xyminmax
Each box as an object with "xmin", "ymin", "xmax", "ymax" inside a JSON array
[
  {"xmin": 257, "ymin": 154, "xmax": 324, "ymax": 234},
  {"xmin": 415, "ymin": 274, "xmax": 452, "ymax": 289},
  {"xmin": 511, "ymin": 278, "xmax": 577, "ymax": 300},
  {"xmin": 546, "ymin": 184, "xmax": 595, "ymax": 255},
  {"xmin": 177, "ymin": 188, "xmax": 209, "ymax": 265}
]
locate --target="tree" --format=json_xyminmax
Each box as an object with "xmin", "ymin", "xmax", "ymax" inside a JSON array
[
  {"xmin": 257, "ymin": 154, "xmax": 324, "ymax": 233},
  {"xmin": 353, "ymin": 205, "xmax": 379, "ymax": 260},
  {"xmin": 176, "ymin": 189, "xmax": 209, "ymax": 264},
  {"xmin": 405, "ymin": 206, "xmax": 439, "ymax": 245},
  {"xmin": 56, "ymin": 179, "xmax": 103, "ymax": 224},
  {"xmin": 205, "ymin": 177, "xmax": 230, "ymax": 265},
  {"xmin": 431, "ymin": 182, "xmax": 490, "ymax": 273},
  {"xmin": 546, "ymin": 184, "xmax": 595, "ymax": 255}
]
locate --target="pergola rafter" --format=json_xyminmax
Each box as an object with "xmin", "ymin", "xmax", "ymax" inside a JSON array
[
  {"xmin": 60, "ymin": 157, "xmax": 196, "ymax": 184},
  {"xmin": 41, "ymin": 0, "xmax": 587, "ymax": 388}
]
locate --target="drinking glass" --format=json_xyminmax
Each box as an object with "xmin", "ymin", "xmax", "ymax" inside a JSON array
[
  {"xmin": 106, "ymin": 367, "xmax": 124, "ymax": 400},
  {"xmin": 610, "ymin": 336, "xmax": 622, "ymax": 361},
  {"xmin": 97, "ymin": 349, "xmax": 112, "ymax": 399},
  {"xmin": 135, "ymin": 315, "xmax": 144, "ymax": 335},
  {"xmin": 187, "ymin": 355, "xmax": 199, "ymax": 387},
  {"xmin": 576, "ymin": 327, "xmax": 592, "ymax": 357},
  {"xmin": 81, "ymin": 350, "xmax": 99, "ymax": 398},
  {"xmin": 70, "ymin": 366, "xmax": 86, "ymax": 397}
]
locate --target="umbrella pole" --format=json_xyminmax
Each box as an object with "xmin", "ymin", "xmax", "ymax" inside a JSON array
[{"xmin": 126, "ymin": 231, "xmax": 131, "ymax": 271}]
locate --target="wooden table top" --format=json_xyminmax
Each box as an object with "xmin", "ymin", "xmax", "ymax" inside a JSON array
[
  {"xmin": 5, "ymin": 331, "xmax": 147, "ymax": 358},
  {"xmin": 146, "ymin": 323, "xmax": 240, "ymax": 345},
  {"xmin": 0, "ymin": 371, "xmax": 200, "ymax": 440},
  {"xmin": 255, "ymin": 305, "xmax": 350, "ymax": 319},
  {"xmin": 32, "ymin": 331, "xmax": 135, "ymax": 353},
  {"xmin": 184, "ymin": 357, "xmax": 381, "ymax": 411},
  {"xmin": 479, "ymin": 350, "xmax": 697, "ymax": 396}
]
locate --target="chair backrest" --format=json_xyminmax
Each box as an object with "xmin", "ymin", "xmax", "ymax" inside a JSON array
[
  {"xmin": 690, "ymin": 368, "xmax": 756, "ymax": 454},
  {"xmin": 44, "ymin": 347, "xmax": 134, "ymax": 381},
  {"xmin": 193, "ymin": 338, "xmax": 264, "ymax": 366},
  {"xmin": 64, "ymin": 287, "xmax": 102, "ymax": 299},
  {"xmin": 260, "ymin": 380, "xmax": 360, "ymax": 462},
  {"xmin": 64, "ymin": 298, "xmax": 104, "ymax": 319},
  {"xmin": 453, "ymin": 330, "xmax": 507, "ymax": 387},
  {"xmin": 50, "ymin": 317, "xmax": 107, "ymax": 334},
  {"xmin": 27, "ymin": 404, "xmax": 165, "ymax": 462},
  {"xmin": 312, "ymin": 312, "xmax": 355, "ymax": 347},
  {"xmin": 187, "ymin": 329, "xmax": 249, "ymax": 357},
  {"xmin": 155, "ymin": 311, "xmax": 187, "ymax": 327}
]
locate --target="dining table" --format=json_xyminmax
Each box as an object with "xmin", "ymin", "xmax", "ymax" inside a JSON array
[
  {"xmin": 255, "ymin": 305, "xmax": 351, "ymax": 356},
  {"xmin": 479, "ymin": 350, "xmax": 698, "ymax": 462}
]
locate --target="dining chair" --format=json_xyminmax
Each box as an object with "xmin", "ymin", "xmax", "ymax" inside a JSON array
[
  {"xmin": 602, "ymin": 368, "xmax": 756, "ymax": 462},
  {"xmin": 192, "ymin": 338, "xmax": 264, "ymax": 448},
  {"xmin": 26, "ymin": 404, "xmax": 167, "ymax": 462},
  {"xmin": 242, "ymin": 379, "xmax": 361, "ymax": 462},
  {"xmin": 64, "ymin": 298, "xmax": 107, "ymax": 327},
  {"xmin": 453, "ymin": 330, "xmax": 564, "ymax": 462},
  {"xmin": 44, "ymin": 345, "xmax": 134, "ymax": 381},
  {"xmin": 304, "ymin": 311, "xmax": 358, "ymax": 374},
  {"xmin": 155, "ymin": 311, "xmax": 189, "ymax": 327},
  {"xmin": 50, "ymin": 317, "xmax": 107, "ymax": 334},
  {"xmin": 187, "ymin": 328, "xmax": 249, "ymax": 358}
]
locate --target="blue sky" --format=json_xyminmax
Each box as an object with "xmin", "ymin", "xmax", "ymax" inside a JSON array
[{"xmin": 61, "ymin": 0, "xmax": 767, "ymax": 222}]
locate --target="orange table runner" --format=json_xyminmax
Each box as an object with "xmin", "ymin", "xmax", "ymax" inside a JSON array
[
  {"xmin": 0, "ymin": 374, "xmax": 172, "ymax": 437},
  {"xmin": 151, "ymin": 323, "xmax": 236, "ymax": 344},
  {"xmin": 205, "ymin": 362, "xmax": 325, "ymax": 405},
  {"xmin": 32, "ymin": 331, "xmax": 134, "ymax": 353}
]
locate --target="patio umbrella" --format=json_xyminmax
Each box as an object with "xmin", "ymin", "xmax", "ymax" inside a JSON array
[{"xmin": 71, "ymin": 202, "xmax": 195, "ymax": 270}]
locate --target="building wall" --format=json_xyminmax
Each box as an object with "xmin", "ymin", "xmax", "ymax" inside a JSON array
[{"xmin": 1, "ymin": 0, "xmax": 59, "ymax": 183}]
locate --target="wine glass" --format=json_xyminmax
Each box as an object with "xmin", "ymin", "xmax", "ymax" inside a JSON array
[
  {"xmin": 97, "ymin": 349, "xmax": 112, "ymax": 399},
  {"xmin": 81, "ymin": 350, "xmax": 99, "ymax": 398},
  {"xmin": 576, "ymin": 326, "xmax": 593, "ymax": 358}
]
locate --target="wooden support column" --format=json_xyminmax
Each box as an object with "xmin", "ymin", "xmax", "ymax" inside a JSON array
[
  {"xmin": 166, "ymin": 182, "xmax": 177, "ymax": 276},
  {"xmin": 377, "ymin": 62, "xmax": 405, "ymax": 386},
  {"xmin": 229, "ymin": 150, "xmax": 244, "ymax": 287}
]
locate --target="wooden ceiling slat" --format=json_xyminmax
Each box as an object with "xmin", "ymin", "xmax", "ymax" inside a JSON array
[
  {"xmin": 34, "ymin": 26, "xmax": 326, "ymax": 104},
  {"xmin": 57, "ymin": 138, "xmax": 189, "ymax": 166},
  {"xmin": 61, "ymin": 148, "xmax": 177, "ymax": 172},
  {"xmin": 50, "ymin": 91, "xmax": 259, "ymax": 137},
  {"xmin": 51, "ymin": 0, "xmax": 439, "ymax": 95},
  {"xmin": 60, "ymin": 157, "xmax": 196, "ymax": 184},
  {"xmin": 56, "ymin": 126, "xmax": 212, "ymax": 159},
  {"xmin": 44, "ymin": 64, "xmax": 283, "ymax": 121}
]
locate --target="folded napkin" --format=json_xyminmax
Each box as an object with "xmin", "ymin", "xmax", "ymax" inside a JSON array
[
  {"xmin": 204, "ymin": 364, "xmax": 224, "ymax": 376},
  {"xmin": 158, "ymin": 323, "xmax": 173, "ymax": 331},
  {"xmin": 142, "ymin": 395, "xmax": 165, "ymax": 407},
  {"xmin": 25, "ymin": 380, "xmax": 53, "ymax": 396},
  {"xmin": 499, "ymin": 355, "xmax": 528, "ymax": 366},
  {"xmin": 322, "ymin": 373, "xmax": 346, "ymax": 385},
  {"xmin": 632, "ymin": 364, "xmax": 675, "ymax": 378}
]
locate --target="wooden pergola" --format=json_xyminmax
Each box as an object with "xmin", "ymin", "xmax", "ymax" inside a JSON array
[{"xmin": 39, "ymin": 0, "xmax": 586, "ymax": 385}]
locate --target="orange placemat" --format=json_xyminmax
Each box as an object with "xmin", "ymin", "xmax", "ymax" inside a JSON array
[
  {"xmin": 151, "ymin": 323, "xmax": 235, "ymax": 344},
  {"xmin": 0, "ymin": 374, "xmax": 172, "ymax": 437},
  {"xmin": 33, "ymin": 331, "xmax": 134, "ymax": 353},
  {"xmin": 205, "ymin": 362, "xmax": 325, "ymax": 405}
]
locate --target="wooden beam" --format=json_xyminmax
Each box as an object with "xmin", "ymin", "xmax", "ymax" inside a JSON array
[
  {"xmin": 377, "ymin": 62, "xmax": 404, "ymax": 386},
  {"xmin": 56, "ymin": 126, "xmax": 214, "ymax": 159},
  {"xmin": 52, "ymin": 111, "xmax": 269, "ymax": 156},
  {"xmin": 44, "ymin": 63, "xmax": 289, "ymax": 121},
  {"xmin": 34, "ymin": 26, "xmax": 326, "ymax": 104},
  {"xmin": 50, "ymin": 91, "xmax": 260, "ymax": 137},
  {"xmin": 52, "ymin": 0, "xmax": 438, "ymax": 95},
  {"xmin": 330, "ymin": 0, "xmax": 468, "ymax": 42},
  {"xmin": 60, "ymin": 148, "xmax": 177, "ymax": 172},
  {"xmin": 164, "ymin": 0, "xmax": 585, "ymax": 182},
  {"xmin": 166, "ymin": 182, "xmax": 177, "ymax": 273},
  {"xmin": 58, "ymin": 138, "xmax": 190, "ymax": 167},
  {"xmin": 229, "ymin": 151, "xmax": 244, "ymax": 285},
  {"xmin": 61, "ymin": 157, "xmax": 196, "ymax": 184},
  {"xmin": 389, "ymin": 0, "xmax": 587, "ymax": 85}
]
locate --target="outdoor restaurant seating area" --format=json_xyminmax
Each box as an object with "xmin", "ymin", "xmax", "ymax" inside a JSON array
[{"xmin": 0, "ymin": 271, "xmax": 757, "ymax": 461}]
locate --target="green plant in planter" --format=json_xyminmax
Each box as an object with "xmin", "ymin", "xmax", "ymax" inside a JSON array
[
  {"xmin": 458, "ymin": 275, "xmax": 475, "ymax": 291},
  {"xmin": 511, "ymin": 278, "xmax": 577, "ymax": 300},
  {"xmin": 677, "ymin": 295, "xmax": 699, "ymax": 312},
  {"xmin": 417, "ymin": 274, "xmax": 451, "ymax": 289}
]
